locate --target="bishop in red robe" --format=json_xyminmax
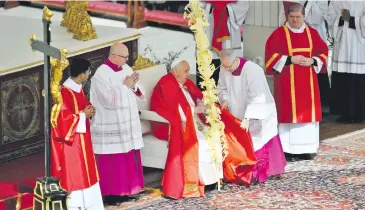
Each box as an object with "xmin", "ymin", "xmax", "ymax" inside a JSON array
[
  {"xmin": 265, "ymin": 3, "xmax": 328, "ymax": 161},
  {"xmin": 51, "ymin": 58, "xmax": 103, "ymax": 210},
  {"xmin": 150, "ymin": 60, "xmax": 256, "ymax": 199}
]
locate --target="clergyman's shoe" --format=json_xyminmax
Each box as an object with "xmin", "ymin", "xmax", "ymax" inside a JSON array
[
  {"xmin": 297, "ymin": 153, "xmax": 316, "ymax": 160},
  {"xmin": 284, "ymin": 153, "xmax": 298, "ymax": 162},
  {"xmin": 103, "ymin": 196, "xmax": 121, "ymax": 206}
]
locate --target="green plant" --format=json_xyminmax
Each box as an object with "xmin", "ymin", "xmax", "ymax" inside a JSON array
[{"xmin": 141, "ymin": 44, "xmax": 189, "ymax": 72}]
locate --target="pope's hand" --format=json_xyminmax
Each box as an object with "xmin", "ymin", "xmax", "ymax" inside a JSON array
[
  {"xmin": 124, "ymin": 72, "xmax": 139, "ymax": 88},
  {"xmin": 240, "ymin": 118, "xmax": 249, "ymax": 131},
  {"xmin": 195, "ymin": 104, "xmax": 208, "ymax": 114},
  {"xmin": 221, "ymin": 100, "xmax": 229, "ymax": 109}
]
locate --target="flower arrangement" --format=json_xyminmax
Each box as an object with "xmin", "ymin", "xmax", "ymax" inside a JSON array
[{"xmin": 136, "ymin": 45, "xmax": 189, "ymax": 71}]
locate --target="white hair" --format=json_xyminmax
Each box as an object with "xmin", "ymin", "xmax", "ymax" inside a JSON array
[{"xmin": 219, "ymin": 49, "xmax": 236, "ymax": 63}]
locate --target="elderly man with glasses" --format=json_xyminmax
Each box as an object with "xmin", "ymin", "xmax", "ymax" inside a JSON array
[
  {"xmin": 90, "ymin": 42, "xmax": 145, "ymax": 206},
  {"xmin": 217, "ymin": 49, "xmax": 286, "ymax": 184}
]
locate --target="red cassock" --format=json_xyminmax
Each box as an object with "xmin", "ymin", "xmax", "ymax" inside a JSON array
[
  {"xmin": 265, "ymin": 25, "xmax": 328, "ymax": 123},
  {"xmin": 205, "ymin": 0, "xmax": 237, "ymax": 53},
  {"xmin": 51, "ymin": 87, "xmax": 99, "ymax": 192},
  {"xmin": 150, "ymin": 73, "xmax": 256, "ymax": 199}
]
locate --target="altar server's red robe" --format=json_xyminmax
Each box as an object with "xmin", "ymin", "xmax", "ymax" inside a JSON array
[
  {"xmin": 265, "ymin": 25, "xmax": 328, "ymax": 123},
  {"xmin": 51, "ymin": 87, "xmax": 99, "ymax": 192},
  {"xmin": 150, "ymin": 73, "xmax": 256, "ymax": 199}
]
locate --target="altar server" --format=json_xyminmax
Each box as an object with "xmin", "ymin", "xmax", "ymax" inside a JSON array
[
  {"xmin": 217, "ymin": 49, "xmax": 286, "ymax": 183},
  {"xmin": 197, "ymin": 1, "xmax": 249, "ymax": 90},
  {"xmin": 51, "ymin": 58, "xmax": 104, "ymax": 210},
  {"xmin": 265, "ymin": 3, "xmax": 328, "ymax": 161},
  {"xmin": 90, "ymin": 42, "xmax": 145, "ymax": 205},
  {"xmin": 325, "ymin": 1, "xmax": 365, "ymax": 123}
]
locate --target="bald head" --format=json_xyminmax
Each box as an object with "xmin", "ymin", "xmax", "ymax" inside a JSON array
[
  {"xmin": 108, "ymin": 42, "xmax": 129, "ymax": 66},
  {"xmin": 171, "ymin": 60, "xmax": 190, "ymax": 84}
]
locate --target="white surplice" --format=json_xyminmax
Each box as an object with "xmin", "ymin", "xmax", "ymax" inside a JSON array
[
  {"xmin": 203, "ymin": 1, "xmax": 249, "ymax": 59},
  {"xmin": 178, "ymin": 84, "xmax": 223, "ymax": 185},
  {"xmin": 325, "ymin": 1, "xmax": 365, "ymax": 74},
  {"xmin": 90, "ymin": 64, "xmax": 145, "ymax": 154},
  {"xmin": 271, "ymin": 23, "xmax": 320, "ymax": 154},
  {"xmin": 62, "ymin": 78, "xmax": 104, "ymax": 210},
  {"xmin": 217, "ymin": 60, "xmax": 278, "ymax": 151}
]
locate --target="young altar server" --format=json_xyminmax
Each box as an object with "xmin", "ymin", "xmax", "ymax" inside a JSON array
[
  {"xmin": 265, "ymin": 3, "xmax": 328, "ymax": 161},
  {"xmin": 90, "ymin": 42, "xmax": 145, "ymax": 206},
  {"xmin": 217, "ymin": 49, "xmax": 286, "ymax": 183},
  {"xmin": 197, "ymin": 1, "xmax": 249, "ymax": 90},
  {"xmin": 326, "ymin": 1, "xmax": 365, "ymax": 123},
  {"xmin": 150, "ymin": 59, "xmax": 257, "ymax": 199},
  {"xmin": 51, "ymin": 58, "xmax": 104, "ymax": 210}
]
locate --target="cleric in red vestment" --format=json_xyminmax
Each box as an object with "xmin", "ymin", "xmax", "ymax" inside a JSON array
[
  {"xmin": 265, "ymin": 3, "xmax": 328, "ymax": 161},
  {"xmin": 150, "ymin": 59, "xmax": 257, "ymax": 199},
  {"xmin": 51, "ymin": 58, "xmax": 103, "ymax": 210}
]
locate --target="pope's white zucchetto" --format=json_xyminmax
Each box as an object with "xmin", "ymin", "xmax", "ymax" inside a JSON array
[{"xmin": 171, "ymin": 58, "xmax": 187, "ymax": 70}]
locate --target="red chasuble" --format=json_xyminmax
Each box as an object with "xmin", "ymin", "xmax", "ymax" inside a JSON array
[
  {"xmin": 265, "ymin": 25, "xmax": 328, "ymax": 123},
  {"xmin": 150, "ymin": 73, "xmax": 256, "ymax": 199},
  {"xmin": 51, "ymin": 87, "xmax": 99, "ymax": 192}
]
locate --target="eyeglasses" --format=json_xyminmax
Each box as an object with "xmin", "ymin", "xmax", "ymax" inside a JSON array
[{"xmin": 113, "ymin": 54, "xmax": 129, "ymax": 60}]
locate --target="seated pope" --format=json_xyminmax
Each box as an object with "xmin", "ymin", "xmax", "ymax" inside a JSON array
[{"xmin": 150, "ymin": 59, "xmax": 257, "ymax": 199}]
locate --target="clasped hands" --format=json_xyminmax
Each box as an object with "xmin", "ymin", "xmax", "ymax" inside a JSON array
[
  {"xmin": 341, "ymin": 8, "xmax": 351, "ymax": 22},
  {"xmin": 291, "ymin": 55, "xmax": 314, "ymax": 67},
  {"xmin": 83, "ymin": 105, "xmax": 96, "ymax": 119},
  {"xmin": 124, "ymin": 72, "xmax": 140, "ymax": 89}
]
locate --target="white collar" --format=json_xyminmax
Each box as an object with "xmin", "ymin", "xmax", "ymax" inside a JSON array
[
  {"xmin": 285, "ymin": 22, "xmax": 306, "ymax": 33},
  {"xmin": 63, "ymin": 77, "xmax": 82, "ymax": 93}
]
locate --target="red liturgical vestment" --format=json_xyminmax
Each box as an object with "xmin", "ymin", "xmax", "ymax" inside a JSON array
[
  {"xmin": 51, "ymin": 87, "xmax": 99, "ymax": 192},
  {"xmin": 150, "ymin": 73, "xmax": 256, "ymax": 199},
  {"xmin": 265, "ymin": 25, "xmax": 328, "ymax": 123}
]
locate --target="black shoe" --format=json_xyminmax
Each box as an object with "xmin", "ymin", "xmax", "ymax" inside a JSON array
[
  {"xmin": 284, "ymin": 153, "xmax": 295, "ymax": 162},
  {"xmin": 251, "ymin": 178, "xmax": 259, "ymax": 186},
  {"xmin": 269, "ymin": 175, "xmax": 282, "ymax": 180},
  {"xmin": 127, "ymin": 194, "xmax": 139, "ymax": 201},
  {"xmin": 103, "ymin": 196, "xmax": 122, "ymax": 206},
  {"xmin": 297, "ymin": 153, "xmax": 316, "ymax": 160},
  {"xmin": 205, "ymin": 183, "xmax": 217, "ymax": 192}
]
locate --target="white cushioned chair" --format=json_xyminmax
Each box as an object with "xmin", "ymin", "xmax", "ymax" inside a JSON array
[{"xmin": 136, "ymin": 64, "xmax": 170, "ymax": 169}]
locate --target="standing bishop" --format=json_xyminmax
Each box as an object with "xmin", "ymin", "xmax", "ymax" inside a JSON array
[
  {"xmin": 280, "ymin": 0, "xmax": 331, "ymax": 107},
  {"xmin": 217, "ymin": 49, "xmax": 286, "ymax": 183},
  {"xmin": 90, "ymin": 43, "xmax": 145, "ymax": 205},
  {"xmin": 197, "ymin": 1, "xmax": 249, "ymax": 90},
  {"xmin": 265, "ymin": 3, "xmax": 328, "ymax": 161},
  {"xmin": 51, "ymin": 58, "xmax": 104, "ymax": 210}
]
